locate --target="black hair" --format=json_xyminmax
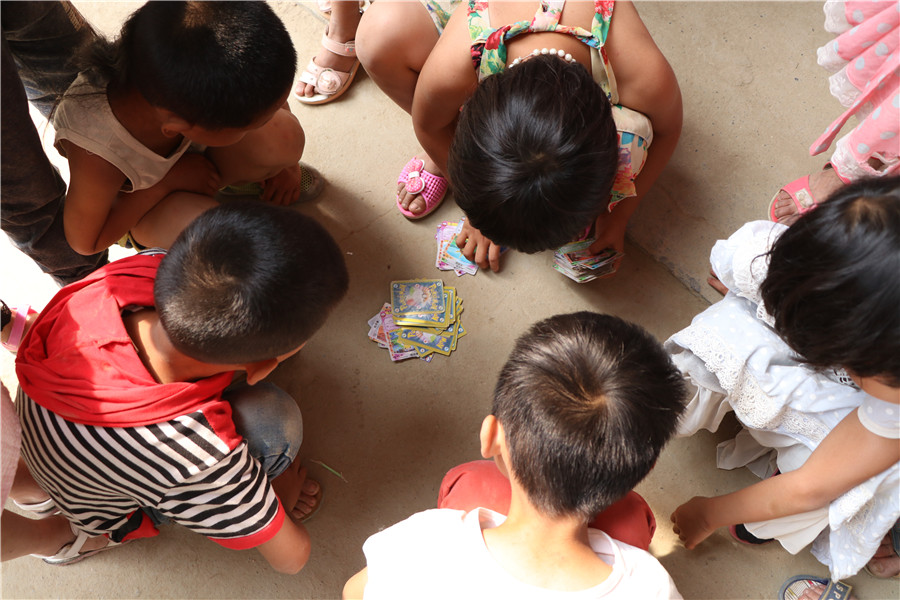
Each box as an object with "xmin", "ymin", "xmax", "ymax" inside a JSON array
[
  {"xmin": 154, "ymin": 202, "xmax": 349, "ymax": 365},
  {"xmin": 448, "ymin": 55, "xmax": 619, "ymax": 253},
  {"xmin": 761, "ymin": 175, "xmax": 900, "ymax": 386},
  {"xmin": 83, "ymin": 1, "xmax": 296, "ymax": 129},
  {"xmin": 492, "ymin": 312, "xmax": 686, "ymax": 520}
]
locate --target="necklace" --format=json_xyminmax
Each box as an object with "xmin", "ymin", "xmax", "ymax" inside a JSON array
[{"xmin": 509, "ymin": 47, "xmax": 576, "ymax": 68}]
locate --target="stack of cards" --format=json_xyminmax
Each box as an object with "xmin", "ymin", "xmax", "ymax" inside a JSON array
[
  {"xmin": 366, "ymin": 279, "xmax": 466, "ymax": 362},
  {"xmin": 553, "ymin": 239, "xmax": 623, "ymax": 283},
  {"xmin": 435, "ymin": 220, "xmax": 478, "ymax": 277}
]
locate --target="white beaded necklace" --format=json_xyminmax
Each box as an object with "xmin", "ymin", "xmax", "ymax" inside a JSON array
[{"xmin": 508, "ymin": 47, "xmax": 576, "ymax": 68}]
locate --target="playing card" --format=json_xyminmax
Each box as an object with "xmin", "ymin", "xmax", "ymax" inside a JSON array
[{"xmin": 391, "ymin": 279, "xmax": 445, "ymax": 316}]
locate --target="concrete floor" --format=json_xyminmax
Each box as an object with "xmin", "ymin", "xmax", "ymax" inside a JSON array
[{"xmin": 2, "ymin": 2, "xmax": 898, "ymax": 599}]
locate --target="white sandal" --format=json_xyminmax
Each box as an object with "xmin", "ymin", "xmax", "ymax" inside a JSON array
[
  {"xmin": 294, "ymin": 31, "xmax": 360, "ymax": 105},
  {"xmin": 33, "ymin": 523, "xmax": 125, "ymax": 566}
]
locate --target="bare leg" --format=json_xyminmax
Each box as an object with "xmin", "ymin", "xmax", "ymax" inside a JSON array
[
  {"xmin": 207, "ymin": 109, "xmax": 305, "ymax": 186},
  {"xmin": 1, "ymin": 512, "xmax": 73, "ymax": 561},
  {"xmin": 296, "ymin": 1, "xmax": 362, "ymax": 99},
  {"xmin": 356, "ymin": 1, "xmax": 438, "ymax": 114},
  {"xmin": 130, "ymin": 192, "xmax": 218, "ymax": 250},
  {"xmin": 358, "ymin": 2, "xmax": 442, "ymax": 215}
]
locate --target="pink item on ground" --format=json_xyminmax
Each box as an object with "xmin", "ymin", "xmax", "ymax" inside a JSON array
[{"xmin": 396, "ymin": 157, "xmax": 448, "ymax": 220}]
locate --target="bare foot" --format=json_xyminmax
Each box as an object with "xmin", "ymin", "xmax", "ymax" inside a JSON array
[
  {"xmin": 290, "ymin": 478, "xmax": 322, "ymax": 521},
  {"xmin": 770, "ymin": 166, "xmax": 845, "ymax": 226},
  {"xmin": 707, "ymin": 269, "xmax": 728, "ymax": 295},
  {"xmin": 295, "ymin": 13, "xmax": 361, "ymax": 99},
  {"xmin": 398, "ymin": 154, "xmax": 442, "ymax": 216},
  {"xmin": 865, "ymin": 531, "xmax": 900, "ymax": 578}
]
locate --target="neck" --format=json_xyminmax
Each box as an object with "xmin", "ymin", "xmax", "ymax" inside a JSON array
[
  {"xmin": 124, "ymin": 309, "xmax": 227, "ymax": 384},
  {"xmin": 107, "ymin": 82, "xmax": 181, "ymax": 155},
  {"xmin": 481, "ymin": 485, "xmax": 611, "ymax": 590}
]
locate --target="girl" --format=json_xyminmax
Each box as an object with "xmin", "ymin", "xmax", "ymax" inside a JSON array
[
  {"xmin": 356, "ymin": 0, "xmax": 681, "ymax": 273},
  {"xmin": 53, "ymin": 1, "xmax": 319, "ymax": 256},
  {"xmin": 770, "ymin": 1, "xmax": 898, "ymax": 225},
  {"xmin": 667, "ymin": 176, "xmax": 900, "ymax": 581}
]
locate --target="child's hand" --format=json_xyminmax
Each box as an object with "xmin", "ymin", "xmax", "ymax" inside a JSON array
[
  {"xmin": 456, "ymin": 220, "xmax": 503, "ymax": 272},
  {"xmin": 262, "ymin": 164, "xmax": 303, "ymax": 206},
  {"xmin": 587, "ymin": 212, "xmax": 626, "ymax": 276},
  {"xmin": 164, "ymin": 153, "xmax": 221, "ymax": 197},
  {"xmin": 707, "ymin": 269, "xmax": 728, "ymax": 295},
  {"xmin": 670, "ymin": 497, "xmax": 716, "ymax": 549}
]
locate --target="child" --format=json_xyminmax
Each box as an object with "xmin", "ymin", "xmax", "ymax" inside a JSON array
[
  {"xmin": 13, "ymin": 202, "xmax": 349, "ymax": 571},
  {"xmin": 356, "ymin": 0, "xmax": 681, "ymax": 272},
  {"xmin": 667, "ymin": 176, "xmax": 900, "ymax": 582},
  {"xmin": 343, "ymin": 312, "xmax": 687, "ymax": 598},
  {"xmin": 53, "ymin": 1, "xmax": 318, "ymax": 257}
]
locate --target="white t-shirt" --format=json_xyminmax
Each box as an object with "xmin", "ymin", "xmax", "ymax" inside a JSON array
[{"xmin": 361, "ymin": 508, "xmax": 681, "ymax": 599}]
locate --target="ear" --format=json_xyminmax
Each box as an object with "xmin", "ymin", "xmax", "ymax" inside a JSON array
[
  {"xmin": 244, "ymin": 358, "xmax": 279, "ymax": 386},
  {"xmin": 156, "ymin": 108, "xmax": 192, "ymax": 137},
  {"xmin": 479, "ymin": 415, "xmax": 503, "ymax": 459}
]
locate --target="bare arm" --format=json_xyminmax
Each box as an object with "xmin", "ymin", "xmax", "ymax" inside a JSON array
[
  {"xmin": 343, "ymin": 567, "xmax": 369, "ymax": 599},
  {"xmin": 255, "ymin": 516, "xmax": 312, "ymax": 574},
  {"xmin": 411, "ymin": 6, "xmax": 479, "ymax": 177},
  {"xmin": 672, "ymin": 409, "xmax": 900, "ymax": 549},
  {"xmin": 589, "ymin": 1, "xmax": 682, "ymax": 256},
  {"xmin": 62, "ymin": 142, "xmax": 220, "ymax": 255}
]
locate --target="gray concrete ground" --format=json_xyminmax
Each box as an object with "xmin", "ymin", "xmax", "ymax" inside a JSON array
[{"xmin": 2, "ymin": 2, "xmax": 898, "ymax": 599}]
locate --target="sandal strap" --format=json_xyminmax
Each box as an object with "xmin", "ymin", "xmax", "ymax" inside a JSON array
[
  {"xmin": 2, "ymin": 304, "xmax": 30, "ymax": 352},
  {"xmin": 320, "ymin": 32, "xmax": 356, "ymax": 58}
]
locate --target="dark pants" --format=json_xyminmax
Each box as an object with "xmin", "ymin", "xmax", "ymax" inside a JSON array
[{"xmin": 1, "ymin": 1, "xmax": 106, "ymax": 285}]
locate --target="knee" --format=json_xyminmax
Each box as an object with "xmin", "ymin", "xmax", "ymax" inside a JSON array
[
  {"xmin": 262, "ymin": 110, "xmax": 305, "ymax": 169},
  {"xmin": 227, "ymin": 382, "xmax": 303, "ymax": 477},
  {"xmin": 356, "ymin": 9, "xmax": 405, "ymax": 76}
]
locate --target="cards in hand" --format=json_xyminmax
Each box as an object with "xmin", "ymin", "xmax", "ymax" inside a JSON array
[
  {"xmin": 435, "ymin": 221, "xmax": 478, "ymax": 277},
  {"xmin": 367, "ymin": 279, "xmax": 466, "ymax": 362},
  {"xmin": 553, "ymin": 239, "xmax": 623, "ymax": 283}
]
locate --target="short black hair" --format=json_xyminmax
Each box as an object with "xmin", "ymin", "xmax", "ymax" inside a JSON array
[
  {"xmin": 155, "ymin": 202, "xmax": 348, "ymax": 364},
  {"xmin": 87, "ymin": 1, "xmax": 296, "ymax": 129},
  {"xmin": 493, "ymin": 312, "xmax": 686, "ymax": 520},
  {"xmin": 761, "ymin": 175, "xmax": 900, "ymax": 386},
  {"xmin": 449, "ymin": 55, "xmax": 618, "ymax": 253}
]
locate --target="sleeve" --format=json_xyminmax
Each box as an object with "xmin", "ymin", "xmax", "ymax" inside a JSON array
[
  {"xmin": 857, "ymin": 396, "xmax": 900, "ymax": 439},
  {"xmin": 157, "ymin": 442, "xmax": 285, "ymax": 550},
  {"xmin": 710, "ymin": 220, "xmax": 787, "ymax": 324}
]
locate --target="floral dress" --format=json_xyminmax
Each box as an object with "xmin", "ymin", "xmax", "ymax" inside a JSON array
[{"xmin": 420, "ymin": 0, "xmax": 652, "ymax": 210}]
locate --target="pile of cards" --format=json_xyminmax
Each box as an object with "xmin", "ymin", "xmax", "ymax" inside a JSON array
[
  {"xmin": 553, "ymin": 239, "xmax": 623, "ymax": 283},
  {"xmin": 366, "ymin": 279, "xmax": 466, "ymax": 362},
  {"xmin": 435, "ymin": 220, "xmax": 477, "ymax": 277}
]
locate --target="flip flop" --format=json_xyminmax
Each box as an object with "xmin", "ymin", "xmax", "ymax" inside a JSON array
[
  {"xmin": 218, "ymin": 162, "xmax": 324, "ymax": 204},
  {"xmin": 396, "ymin": 158, "xmax": 448, "ymax": 220},
  {"xmin": 729, "ymin": 523, "xmax": 774, "ymax": 545},
  {"xmin": 778, "ymin": 575, "xmax": 852, "ymax": 600}
]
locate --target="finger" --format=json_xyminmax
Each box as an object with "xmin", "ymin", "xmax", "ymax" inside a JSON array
[
  {"xmin": 461, "ymin": 237, "xmax": 477, "ymax": 262},
  {"xmin": 474, "ymin": 241, "xmax": 489, "ymax": 269},
  {"xmin": 455, "ymin": 230, "xmax": 467, "ymax": 249},
  {"xmin": 707, "ymin": 277, "xmax": 728, "ymax": 295},
  {"xmin": 488, "ymin": 243, "xmax": 501, "ymax": 273}
]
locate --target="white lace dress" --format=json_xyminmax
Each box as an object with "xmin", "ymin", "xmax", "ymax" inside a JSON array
[{"xmin": 665, "ymin": 220, "xmax": 900, "ymax": 580}]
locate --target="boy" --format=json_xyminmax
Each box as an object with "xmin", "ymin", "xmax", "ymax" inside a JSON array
[
  {"xmin": 13, "ymin": 202, "xmax": 348, "ymax": 573},
  {"xmin": 344, "ymin": 312, "xmax": 686, "ymax": 598}
]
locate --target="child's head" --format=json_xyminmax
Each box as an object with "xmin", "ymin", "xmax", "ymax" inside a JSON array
[
  {"xmin": 90, "ymin": 1, "xmax": 295, "ymax": 134},
  {"xmin": 154, "ymin": 202, "xmax": 349, "ymax": 365},
  {"xmin": 761, "ymin": 175, "xmax": 900, "ymax": 386},
  {"xmin": 490, "ymin": 312, "xmax": 686, "ymax": 520},
  {"xmin": 448, "ymin": 56, "xmax": 618, "ymax": 253}
]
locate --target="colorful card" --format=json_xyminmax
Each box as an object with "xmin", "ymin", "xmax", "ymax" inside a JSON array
[
  {"xmin": 398, "ymin": 328, "xmax": 454, "ymax": 356},
  {"xmin": 391, "ymin": 279, "xmax": 445, "ymax": 316}
]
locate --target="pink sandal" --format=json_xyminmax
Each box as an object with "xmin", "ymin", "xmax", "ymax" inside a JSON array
[
  {"xmin": 294, "ymin": 31, "xmax": 360, "ymax": 105},
  {"xmin": 396, "ymin": 158, "xmax": 448, "ymax": 220},
  {"xmin": 768, "ymin": 175, "xmax": 820, "ymax": 223}
]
